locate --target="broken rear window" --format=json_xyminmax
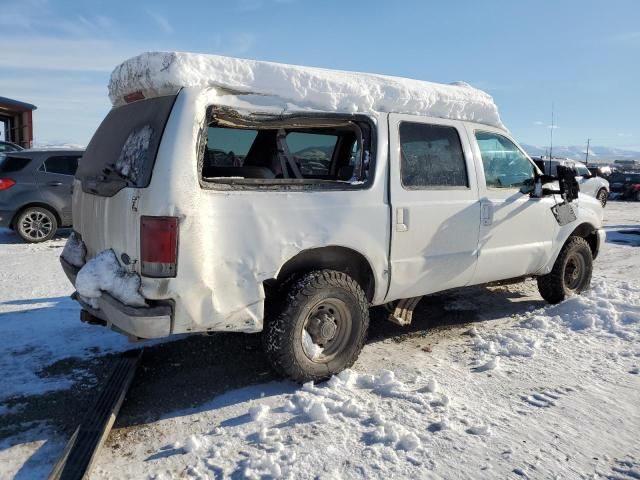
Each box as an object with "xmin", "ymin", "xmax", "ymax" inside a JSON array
[{"xmin": 201, "ymin": 109, "xmax": 373, "ymax": 188}]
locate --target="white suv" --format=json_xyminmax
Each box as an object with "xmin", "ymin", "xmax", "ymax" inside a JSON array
[{"xmin": 61, "ymin": 52, "xmax": 605, "ymax": 382}]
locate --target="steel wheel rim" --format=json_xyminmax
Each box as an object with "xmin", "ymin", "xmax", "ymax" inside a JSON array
[
  {"xmin": 20, "ymin": 211, "xmax": 53, "ymax": 240},
  {"xmin": 302, "ymin": 298, "xmax": 352, "ymax": 362},
  {"xmin": 564, "ymin": 253, "xmax": 587, "ymax": 291}
]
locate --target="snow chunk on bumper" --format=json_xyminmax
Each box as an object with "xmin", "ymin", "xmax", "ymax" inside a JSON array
[
  {"xmin": 61, "ymin": 232, "xmax": 87, "ymax": 268},
  {"xmin": 75, "ymin": 249, "xmax": 147, "ymax": 308}
]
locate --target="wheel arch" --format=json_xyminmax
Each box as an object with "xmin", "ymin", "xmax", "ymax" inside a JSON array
[
  {"xmin": 268, "ymin": 246, "xmax": 376, "ymax": 302},
  {"xmin": 567, "ymin": 222, "xmax": 600, "ymax": 259}
]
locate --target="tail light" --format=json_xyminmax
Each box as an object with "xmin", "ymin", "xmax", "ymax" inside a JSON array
[
  {"xmin": 141, "ymin": 216, "xmax": 178, "ymax": 277},
  {"xmin": 0, "ymin": 178, "xmax": 16, "ymax": 190}
]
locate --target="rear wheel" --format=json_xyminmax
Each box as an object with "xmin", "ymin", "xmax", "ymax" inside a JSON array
[
  {"xmin": 636, "ymin": 191, "xmax": 640, "ymax": 202},
  {"xmin": 263, "ymin": 270, "xmax": 369, "ymax": 383},
  {"xmin": 596, "ymin": 189, "xmax": 608, "ymax": 207},
  {"xmin": 537, "ymin": 236, "xmax": 593, "ymax": 304},
  {"xmin": 15, "ymin": 206, "xmax": 58, "ymax": 243}
]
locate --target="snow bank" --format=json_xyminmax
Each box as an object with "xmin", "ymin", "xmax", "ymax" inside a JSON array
[
  {"xmin": 109, "ymin": 52, "xmax": 505, "ymax": 129},
  {"xmin": 75, "ymin": 249, "xmax": 146, "ymax": 308},
  {"xmin": 471, "ymin": 278, "xmax": 640, "ymax": 371}
]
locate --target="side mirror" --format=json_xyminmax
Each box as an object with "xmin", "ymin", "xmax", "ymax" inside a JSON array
[{"xmin": 556, "ymin": 165, "xmax": 580, "ymax": 202}]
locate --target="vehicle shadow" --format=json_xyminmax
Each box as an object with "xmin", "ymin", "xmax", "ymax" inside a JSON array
[
  {"xmin": 0, "ymin": 227, "xmax": 71, "ymax": 245},
  {"xmin": 605, "ymin": 225, "xmax": 640, "ymax": 247}
]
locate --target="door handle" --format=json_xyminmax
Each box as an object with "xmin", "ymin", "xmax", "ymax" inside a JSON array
[
  {"xmin": 47, "ymin": 181, "xmax": 63, "ymax": 186},
  {"xmin": 481, "ymin": 203, "xmax": 493, "ymax": 226},
  {"xmin": 396, "ymin": 207, "xmax": 408, "ymax": 232}
]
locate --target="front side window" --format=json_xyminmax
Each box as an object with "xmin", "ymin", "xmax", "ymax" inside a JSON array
[
  {"xmin": 475, "ymin": 132, "xmax": 535, "ymax": 188},
  {"xmin": 42, "ymin": 155, "xmax": 80, "ymax": 176},
  {"xmin": 575, "ymin": 164, "xmax": 590, "ymax": 177},
  {"xmin": 399, "ymin": 122, "xmax": 468, "ymax": 188}
]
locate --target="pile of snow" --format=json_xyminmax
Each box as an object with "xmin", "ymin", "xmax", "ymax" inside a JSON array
[
  {"xmin": 75, "ymin": 249, "xmax": 146, "ymax": 308},
  {"xmin": 109, "ymin": 52, "xmax": 505, "ymax": 129},
  {"xmin": 471, "ymin": 278, "xmax": 640, "ymax": 371}
]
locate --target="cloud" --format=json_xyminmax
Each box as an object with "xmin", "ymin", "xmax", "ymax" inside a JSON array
[
  {"xmin": 610, "ymin": 31, "xmax": 640, "ymax": 44},
  {"xmin": 0, "ymin": 35, "xmax": 142, "ymax": 71},
  {"xmin": 534, "ymin": 121, "xmax": 545, "ymax": 126},
  {"xmin": 147, "ymin": 11, "xmax": 173, "ymax": 34}
]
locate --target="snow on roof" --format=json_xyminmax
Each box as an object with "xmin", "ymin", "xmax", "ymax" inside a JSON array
[{"xmin": 109, "ymin": 52, "xmax": 505, "ymax": 129}]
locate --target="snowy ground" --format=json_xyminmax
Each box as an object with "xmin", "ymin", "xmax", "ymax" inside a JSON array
[{"xmin": 0, "ymin": 201, "xmax": 639, "ymax": 479}]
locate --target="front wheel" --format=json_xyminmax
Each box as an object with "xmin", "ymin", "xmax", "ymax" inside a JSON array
[
  {"xmin": 263, "ymin": 270, "xmax": 370, "ymax": 383},
  {"xmin": 537, "ymin": 236, "xmax": 593, "ymax": 304},
  {"xmin": 596, "ymin": 189, "xmax": 608, "ymax": 207},
  {"xmin": 15, "ymin": 206, "xmax": 58, "ymax": 243}
]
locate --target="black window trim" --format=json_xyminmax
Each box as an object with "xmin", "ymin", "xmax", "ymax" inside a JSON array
[
  {"xmin": 198, "ymin": 109, "xmax": 377, "ymax": 192},
  {"xmin": 398, "ymin": 120, "xmax": 471, "ymax": 191},
  {"xmin": 474, "ymin": 129, "xmax": 540, "ymax": 190}
]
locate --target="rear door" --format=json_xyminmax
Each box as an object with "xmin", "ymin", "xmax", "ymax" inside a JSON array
[
  {"xmin": 36, "ymin": 154, "xmax": 80, "ymax": 226},
  {"xmin": 386, "ymin": 114, "xmax": 481, "ymax": 301},
  {"xmin": 466, "ymin": 127, "xmax": 558, "ymax": 284}
]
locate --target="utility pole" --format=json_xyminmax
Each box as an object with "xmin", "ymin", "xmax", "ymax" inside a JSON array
[
  {"xmin": 549, "ymin": 102, "xmax": 554, "ymax": 160},
  {"xmin": 585, "ymin": 138, "xmax": 590, "ymax": 166}
]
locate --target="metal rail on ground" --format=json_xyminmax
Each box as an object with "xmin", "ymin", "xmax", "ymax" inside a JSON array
[{"xmin": 48, "ymin": 349, "xmax": 143, "ymax": 480}]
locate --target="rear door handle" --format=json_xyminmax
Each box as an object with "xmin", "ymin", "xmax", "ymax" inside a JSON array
[
  {"xmin": 396, "ymin": 207, "xmax": 408, "ymax": 232},
  {"xmin": 47, "ymin": 181, "xmax": 63, "ymax": 186}
]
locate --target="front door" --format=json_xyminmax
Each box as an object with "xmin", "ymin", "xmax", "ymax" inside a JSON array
[
  {"xmin": 466, "ymin": 127, "xmax": 558, "ymax": 285},
  {"xmin": 386, "ymin": 114, "xmax": 481, "ymax": 301}
]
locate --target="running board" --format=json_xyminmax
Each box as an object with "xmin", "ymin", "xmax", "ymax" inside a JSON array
[
  {"xmin": 49, "ymin": 349, "xmax": 143, "ymax": 480},
  {"xmin": 388, "ymin": 296, "xmax": 423, "ymax": 326}
]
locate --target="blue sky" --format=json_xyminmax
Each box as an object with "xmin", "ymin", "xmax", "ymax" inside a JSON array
[{"xmin": 0, "ymin": 0, "xmax": 638, "ymax": 151}]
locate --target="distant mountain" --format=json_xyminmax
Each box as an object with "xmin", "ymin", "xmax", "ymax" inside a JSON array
[
  {"xmin": 521, "ymin": 144, "xmax": 640, "ymax": 163},
  {"xmin": 33, "ymin": 141, "xmax": 86, "ymax": 150}
]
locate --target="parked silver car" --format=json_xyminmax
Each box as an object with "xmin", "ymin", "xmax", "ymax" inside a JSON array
[
  {"xmin": 534, "ymin": 158, "xmax": 610, "ymax": 206},
  {"xmin": 0, "ymin": 149, "xmax": 83, "ymax": 242}
]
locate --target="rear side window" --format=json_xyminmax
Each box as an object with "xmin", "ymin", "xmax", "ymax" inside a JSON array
[
  {"xmin": 41, "ymin": 155, "xmax": 80, "ymax": 176},
  {"xmin": 0, "ymin": 155, "xmax": 31, "ymax": 173},
  {"xmin": 202, "ymin": 119, "xmax": 369, "ymax": 186},
  {"xmin": 76, "ymin": 94, "xmax": 177, "ymax": 196},
  {"xmin": 399, "ymin": 122, "xmax": 468, "ymax": 188}
]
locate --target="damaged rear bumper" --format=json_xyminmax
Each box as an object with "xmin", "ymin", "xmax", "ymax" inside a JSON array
[{"xmin": 60, "ymin": 257, "xmax": 173, "ymax": 339}]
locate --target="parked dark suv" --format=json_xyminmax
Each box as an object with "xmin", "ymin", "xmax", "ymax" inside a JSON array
[{"xmin": 0, "ymin": 149, "xmax": 83, "ymax": 242}]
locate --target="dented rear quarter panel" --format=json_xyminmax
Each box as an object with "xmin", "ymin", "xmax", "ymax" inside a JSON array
[{"xmin": 135, "ymin": 88, "xmax": 391, "ymax": 334}]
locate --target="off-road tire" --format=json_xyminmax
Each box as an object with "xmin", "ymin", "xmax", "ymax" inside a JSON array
[
  {"xmin": 15, "ymin": 206, "xmax": 58, "ymax": 243},
  {"xmin": 596, "ymin": 189, "xmax": 608, "ymax": 207},
  {"xmin": 263, "ymin": 270, "xmax": 369, "ymax": 383},
  {"xmin": 537, "ymin": 236, "xmax": 593, "ymax": 304}
]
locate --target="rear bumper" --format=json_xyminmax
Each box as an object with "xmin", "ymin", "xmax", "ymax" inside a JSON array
[
  {"xmin": 0, "ymin": 209, "xmax": 14, "ymax": 228},
  {"xmin": 60, "ymin": 256, "xmax": 173, "ymax": 339}
]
